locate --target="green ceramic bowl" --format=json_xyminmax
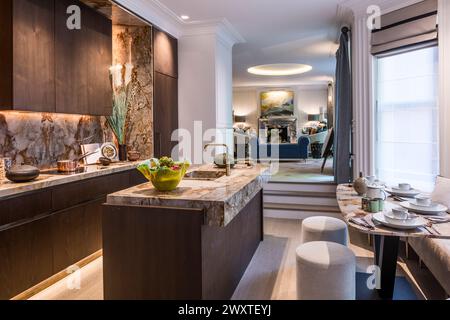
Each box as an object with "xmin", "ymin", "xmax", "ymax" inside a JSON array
[{"xmin": 137, "ymin": 159, "xmax": 190, "ymax": 192}]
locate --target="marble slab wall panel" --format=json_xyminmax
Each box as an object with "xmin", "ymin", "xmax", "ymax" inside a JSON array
[
  {"xmin": 0, "ymin": 25, "xmax": 154, "ymax": 169},
  {"xmin": 0, "ymin": 112, "xmax": 106, "ymax": 168},
  {"xmin": 113, "ymin": 25, "xmax": 154, "ymax": 159}
]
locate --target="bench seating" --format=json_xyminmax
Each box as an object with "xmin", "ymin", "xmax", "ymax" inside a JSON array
[{"xmin": 408, "ymin": 237, "xmax": 450, "ymax": 295}]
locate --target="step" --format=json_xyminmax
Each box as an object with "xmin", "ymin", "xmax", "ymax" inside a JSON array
[
  {"xmin": 264, "ymin": 202, "xmax": 341, "ymax": 213},
  {"xmin": 264, "ymin": 182, "xmax": 337, "ymax": 193},
  {"xmin": 264, "ymin": 194, "xmax": 338, "ymax": 207},
  {"xmin": 263, "ymin": 190, "xmax": 337, "ymax": 198},
  {"xmin": 264, "ymin": 208, "xmax": 342, "ymax": 220}
]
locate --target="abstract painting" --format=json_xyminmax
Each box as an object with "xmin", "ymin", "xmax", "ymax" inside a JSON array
[{"xmin": 260, "ymin": 90, "xmax": 295, "ymax": 117}]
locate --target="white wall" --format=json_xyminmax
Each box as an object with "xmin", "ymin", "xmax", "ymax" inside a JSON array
[
  {"xmin": 296, "ymin": 88, "xmax": 328, "ymax": 129},
  {"xmin": 232, "ymin": 89, "xmax": 259, "ymax": 129},
  {"xmin": 232, "ymin": 85, "xmax": 328, "ymax": 133},
  {"xmin": 178, "ymin": 34, "xmax": 217, "ymax": 136},
  {"xmin": 178, "ymin": 21, "xmax": 241, "ymax": 162}
]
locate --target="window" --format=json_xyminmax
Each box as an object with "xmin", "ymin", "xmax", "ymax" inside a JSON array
[{"xmin": 375, "ymin": 46, "xmax": 439, "ymax": 192}]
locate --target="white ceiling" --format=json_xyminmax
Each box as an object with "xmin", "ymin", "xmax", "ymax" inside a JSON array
[
  {"xmin": 154, "ymin": 0, "xmax": 420, "ymax": 87},
  {"xmin": 159, "ymin": 0, "xmax": 348, "ymax": 86},
  {"xmin": 158, "ymin": 0, "xmax": 349, "ymax": 87}
]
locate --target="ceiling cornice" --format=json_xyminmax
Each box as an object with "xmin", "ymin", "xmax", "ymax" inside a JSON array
[
  {"xmin": 115, "ymin": 0, "xmax": 246, "ymax": 47},
  {"xmin": 182, "ymin": 18, "xmax": 246, "ymax": 48},
  {"xmin": 114, "ymin": 0, "xmax": 183, "ymax": 37}
]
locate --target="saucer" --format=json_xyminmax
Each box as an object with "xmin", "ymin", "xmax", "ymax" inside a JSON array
[
  {"xmin": 373, "ymin": 212, "xmax": 427, "ymax": 230},
  {"xmin": 400, "ymin": 201, "xmax": 448, "ymax": 215},
  {"xmin": 386, "ymin": 187, "xmax": 421, "ymax": 198}
]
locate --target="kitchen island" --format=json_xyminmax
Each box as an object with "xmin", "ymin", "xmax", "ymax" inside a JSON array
[{"xmin": 103, "ymin": 164, "xmax": 270, "ymax": 300}]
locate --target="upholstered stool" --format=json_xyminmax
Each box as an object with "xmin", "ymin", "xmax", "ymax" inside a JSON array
[
  {"xmin": 296, "ymin": 241, "xmax": 356, "ymax": 300},
  {"xmin": 300, "ymin": 216, "xmax": 348, "ymax": 245}
]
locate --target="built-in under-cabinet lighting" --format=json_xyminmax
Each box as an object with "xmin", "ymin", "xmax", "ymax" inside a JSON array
[
  {"xmin": 180, "ymin": 15, "xmax": 190, "ymax": 20},
  {"xmin": 248, "ymin": 64, "xmax": 312, "ymax": 76}
]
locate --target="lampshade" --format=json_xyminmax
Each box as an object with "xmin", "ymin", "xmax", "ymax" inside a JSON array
[
  {"xmin": 308, "ymin": 114, "xmax": 320, "ymax": 121},
  {"xmin": 234, "ymin": 115, "xmax": 247, "ymax": 123}
]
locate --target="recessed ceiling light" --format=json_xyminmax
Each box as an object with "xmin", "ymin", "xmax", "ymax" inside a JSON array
[
  {"xmin": 180, "ymin": 15, "xmax": 190, "ymax": 20},
  {"xmin": 247, "ymin": 64, "xmax": 312, "ymax": 76}
]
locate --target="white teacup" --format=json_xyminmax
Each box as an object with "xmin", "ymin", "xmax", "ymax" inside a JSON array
[
  {"xmin": 398, "ymin": 183, "xmax": 411, "ymax": 191},
  {"xmin": 392, "ymin": 207, "xmax": 409, "ymax": 220},
  {"xmin": 415, "ymin": 195, "xmax": 432, "ymax": 206},
  {"xmin": 366, "ymin": 175, "xmax": 376, "ymax": 184}
]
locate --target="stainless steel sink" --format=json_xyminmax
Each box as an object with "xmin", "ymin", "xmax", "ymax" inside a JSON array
[{"xmin": 184, "ymin": 170, "xmax": 226, "ymax": 181}]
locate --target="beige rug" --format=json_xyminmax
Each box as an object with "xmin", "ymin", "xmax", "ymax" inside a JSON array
[{"xmin": 269, "ymin": 158, "xmax": 334, "ymax": 183}]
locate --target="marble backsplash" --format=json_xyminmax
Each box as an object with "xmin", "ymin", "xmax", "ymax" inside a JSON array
[
  {"xmin": 0, "ymin": 112, "xmax": 110, "ymax": 168},
  {"xmin": 0, "ymin": 25, "xmax": 153, "ymax": 169}
]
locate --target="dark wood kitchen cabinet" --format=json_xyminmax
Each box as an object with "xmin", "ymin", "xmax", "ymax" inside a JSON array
[
  {"xmin": 153, "ymin": 28, "xmax": 179, "ymax": 158},
  {"xmin": 153, "ymin": 28, "xmax": 178, "ymax": 78},
  {"xmin": 55, "ymin": 0, "xmax": 112, "ymax": 116},
  {"xmin": 154, "ymin": 72, "xmax": 178, "ymax": 158},
  {"xmin": 0, "ymin": 216, "xmax": 54, "ymax": 300},
  {"xmin": 51, "ymin": 198, "xmax": 103, "ymax": 273},
  {"xmin": 0, "ymin": 0, "xmax": 112, "ymax": 115},
  {"xmin": 0, "ymin": 0, "xmax": 56, "ymax": 112},
  {"xmin": 0, "ymin": 169, "xmax": 145, "ymax": 300}
]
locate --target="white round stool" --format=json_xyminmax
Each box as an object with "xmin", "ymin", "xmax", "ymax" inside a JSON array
[
  {"xmin": 296, "ymin": 241, "xmax": 356, "ymax": 300},
  {"xmin": 300, "ymin": 216, "xmax": 348, "ymax": 245}
]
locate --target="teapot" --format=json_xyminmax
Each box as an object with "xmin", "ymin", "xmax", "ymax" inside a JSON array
[{"xmin": 353, "ymin": 172, "xmax": 368, "ymax": 196}]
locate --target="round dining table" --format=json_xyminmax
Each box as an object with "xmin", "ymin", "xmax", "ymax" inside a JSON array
[{"xmin": 336, "ymin": 184, "xmax": 450, "ymax": 300}]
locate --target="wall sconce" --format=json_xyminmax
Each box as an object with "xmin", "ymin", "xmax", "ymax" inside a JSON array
[{"xmin": 327, "ymin": 83, "xmax": 333, "ymax": 104}]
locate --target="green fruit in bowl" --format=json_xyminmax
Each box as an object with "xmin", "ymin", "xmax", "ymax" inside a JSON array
[{"xmin": 137, "ymin": 157, "xmax": 190, "ymax": 192}]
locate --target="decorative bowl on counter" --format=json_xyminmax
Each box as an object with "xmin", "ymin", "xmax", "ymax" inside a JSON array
[
  {"xmin": 127, "ymin": 150, "xmax": 141, "ymax": 162},
  {"xmin": 137, "ymin": 157, "xmax": 190, "ymax": 192},
  {"xmin": 214, "ymin": 153, "xmax": 235, "ymax": 169},
  {"xmin": 6, "ymin": 165, "xmax": 40, "ymax": 183}
]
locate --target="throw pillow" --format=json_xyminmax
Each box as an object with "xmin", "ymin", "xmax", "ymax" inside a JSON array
[{"xmin": 431, "ymin": 176, "xmax": 450, "ymax": 213}]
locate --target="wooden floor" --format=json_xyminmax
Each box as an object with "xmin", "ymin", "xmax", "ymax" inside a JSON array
[{"xmin": 29, "ymin": 218, "xmax": 446, "ymax": 300}]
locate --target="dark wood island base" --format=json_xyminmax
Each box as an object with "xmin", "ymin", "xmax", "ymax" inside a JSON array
[{"xmin": 102, "ymin": 190, "xmax": 263, "ymax": 300}]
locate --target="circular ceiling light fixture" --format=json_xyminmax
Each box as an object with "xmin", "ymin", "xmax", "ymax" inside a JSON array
[
  {"xmin": 180, "ymin": 15, "xmax": 190, "ymax": 20},
  {"xmin": 247, "ymin": 63, "xmax": 312, "ymax": 76}
]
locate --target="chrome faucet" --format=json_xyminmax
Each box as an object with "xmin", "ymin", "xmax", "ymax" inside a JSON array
[{"xmin": 204, "ymin": 143, "xmax": 231, "ymax": 176}]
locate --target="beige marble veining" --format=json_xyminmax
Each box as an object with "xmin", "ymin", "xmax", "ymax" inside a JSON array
[
  {"xmin": 107, "ymin": 164, "xmax": 271, "ymax": 227},
  {"xmin": 337, "ymin": 184, "xmax": 450, "ymax": 239},
  {"xmin": 0, "ymin": 162, "xmax": 139, "ymax": 200},
  {"xmin": 113, "ymin": 25, "xmax": 153, "ymax": 159}
]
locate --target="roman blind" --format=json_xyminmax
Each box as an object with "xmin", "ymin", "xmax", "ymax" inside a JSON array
[{"xmin": 371, "ymin": 0, "xmax": 438, "ymax": 55}]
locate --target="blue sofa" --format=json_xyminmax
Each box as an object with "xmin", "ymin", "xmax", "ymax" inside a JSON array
[{"xmin": 251, "ymin": 136, "xmax": 310, "ymax": 161}]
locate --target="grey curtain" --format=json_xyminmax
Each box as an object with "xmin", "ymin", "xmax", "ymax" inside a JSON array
[{"xmin": 334, "ymin": 29, "xmax": 352, "ymax": 184}]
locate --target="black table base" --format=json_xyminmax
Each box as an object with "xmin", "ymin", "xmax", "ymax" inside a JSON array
[{"xmin": 373, "ymin": 235, "xmax": 400, "ymax": 300}]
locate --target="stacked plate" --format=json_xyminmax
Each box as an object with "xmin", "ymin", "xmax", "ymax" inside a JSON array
[
  {"xmin": 373, "ymin": 211, "xmax": 428, "ymax": 230},
  {"xmin": 385, "ymin": 187, "xmax": 421, "ymax": 198},
  {"xmin": 400, "ymin": 199, "xmax": 448, "ymax": 216}
]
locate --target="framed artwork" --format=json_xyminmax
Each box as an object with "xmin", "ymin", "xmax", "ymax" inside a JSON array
[{"xmin": 260, "ymin": 90, "xmax": 294, "ymax": 117}]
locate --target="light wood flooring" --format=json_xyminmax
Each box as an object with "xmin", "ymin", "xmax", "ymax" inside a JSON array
[{"xmin": 29, "ymin": 218, "xmax": 446, "ymax": 300}]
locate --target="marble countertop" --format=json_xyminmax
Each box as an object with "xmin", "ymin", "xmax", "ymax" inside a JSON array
[
  {"xmin": 107, "ymin": 164, "xmax": 271, "ymax": 227},
  {"xmin": 0, "ymin": 162, "xmax": 139, "ymax": 200},
  {"xmin": 337, "ymin": 184, "xmax": 450, "ymax": 239}
]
